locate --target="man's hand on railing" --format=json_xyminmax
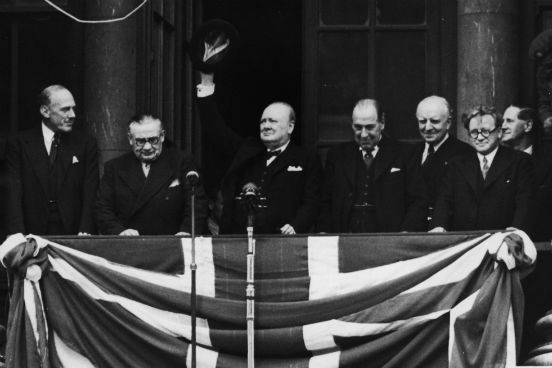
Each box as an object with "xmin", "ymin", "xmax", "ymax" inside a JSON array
[
  {"xmin": 280, "ymin": 224, "xmax": 296, "ymax": 235},
  {"xmin": 119, "ymin": 229, "xmax": 140, "ymax": 236},
  {"xmin": 429, "ymin": 227, "xmax": 446, "ymax": 233}
]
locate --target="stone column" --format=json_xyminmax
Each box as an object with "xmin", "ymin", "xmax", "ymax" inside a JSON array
[
  {"xmin": 84, "ymin": 0, "xmax": 138, "ymax": 169},
  {"xmin": 456, "ymin": 0, "xmax": 519, "ymax": 141}
]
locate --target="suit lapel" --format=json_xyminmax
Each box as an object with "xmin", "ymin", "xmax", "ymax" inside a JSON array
[
  {"xmin": 119, "ymin": 155, "xmax": 147, "ymax": 198},
  {"xmin": 56, "ymin": 133, "xmax": 76, "ymax": 192},
  {"xmin": 483, "ymin": 146, "xmax": 510, "ymax": 190},
  {"xmin": 266, "ymin": 145, "xmax": 294, "ymax": 178},
  {"xmin": 25, "ymin": 129, "xmax": 50, "ymax": 195},
  {"xmin": 131, "ymin": 150, "xmax": 176, "ymax": 216},
  {"xmin": 373, "ymin": 138, "xmax": 397, "ymax": 182},
  {"xmin": 458, "ymin": 152, "xmax": 480, "ymax": 193},
  {"xmin": 342, "ymin": 143, "xmax": 359, "ymax": 188}
]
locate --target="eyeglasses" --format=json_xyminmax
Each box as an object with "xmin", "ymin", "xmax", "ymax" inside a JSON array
[
  {"xmin": 134, "ymin": 136, "xmax": 161, "ymax": 146},
  {"xmin": 468, "ymin": 127, "xmax": 498, "ymax": 139}
]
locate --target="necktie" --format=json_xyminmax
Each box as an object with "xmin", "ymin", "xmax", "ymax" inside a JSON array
[
  {"xmin": 363, "ymin": 150, "xmax": 374, "ymax": 169},
  {"xmin": 142, "ymin": 163, "xmax": 151, "ymax": 177},
  {"xmin": 482, "ymin": 156, "xmax": 489, "ymax": 180},
  {"xmin": 424, "ymin": 144, "xmax": 435, "ymax": 165},
  {"xmin": 49, "ymin": 133, "xmax": 60, "ymax": 167},
  {"xmin": 265, "ymin": 149, "xmax": 281, "ymax": 159},
  {"xmin": 265, "ymin": 149, "xmax": 281, "ymax": 166}
]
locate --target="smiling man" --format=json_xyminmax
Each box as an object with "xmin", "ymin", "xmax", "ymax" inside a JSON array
[
  {"xmin": 5, "ymin": 84, "xmax": 99, "ymax": 235},
  {"xmin": 95, "ymin": 114, "xmax": 208, "ymax": 236},
  {"xmin": 500, "ymin": 105, "xmax": 552, "ymax": 240},
  {"xmin": 430, "ymin": 106, "xmax": 536, "ymax": 233},
  {"xmin": 411, "ymin": 96, "xmax": 472, "ymax": 221},
  {"xmin": 196, "ymin": 72, "xmax": 322, "ymax": 235},
  {"xmin": 317, "ymin": 98, "xmax": 427, "ymax": 233}
]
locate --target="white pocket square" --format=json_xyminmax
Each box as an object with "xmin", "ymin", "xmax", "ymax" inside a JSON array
[
  {"xmin": 390, "ymin": 167, "xmax": 401, "ymax": 173},
  {"xmin": 287, "ymin": 166, "xmax": 303, "ymax": 172},
  {"xmin": 169, "ymin": 179, "xmax": 181, "ymax": 188},
  {"xmin": 72, "ymin": 156, "xmax": 79, "ymax": 164}
]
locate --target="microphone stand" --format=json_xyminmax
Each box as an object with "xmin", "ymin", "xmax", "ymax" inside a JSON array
[
  {"xmin": 246, "ymin": 200, "xmax": 256, "ymax": 368},
  {"xmin": 190, "ymin": 184, "xmax": 197, "ymax": 368}
]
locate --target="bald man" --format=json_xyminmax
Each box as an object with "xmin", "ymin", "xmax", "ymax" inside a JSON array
[
  {"xmin": 6, "ymin": 85, "xmax": 99, "ymax": 235},
  {"xmin": 318, "ymin": 98, "xmax": 427, "ymax": 233},
  {"xmin": 196, "ymin": 73, "xmax": 322, "ymax": 235},
  {"xmin": 411, "ymin": 96, "xmax": 472, "ymax": 221}
]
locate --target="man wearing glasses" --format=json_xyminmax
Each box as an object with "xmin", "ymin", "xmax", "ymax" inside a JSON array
[
  {"xmin": 411, "ymin": 96, "xmax": 472, "ymax": 222},
  {"xmin": 95, "ymin": 114, "xmax": 208, "ymax": 235},
  {"xmin": 430, "ymin": 106, "xmax": 536, "ymax": 233}
]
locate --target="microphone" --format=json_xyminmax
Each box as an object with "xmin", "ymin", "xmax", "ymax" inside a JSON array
[
  {"xmin": 241, "ymin": 182, "xmax": 259, "ymax": 198},
  {"xmin": 186, "ymin": 171, "xmax": 200, "ymax": 186}
]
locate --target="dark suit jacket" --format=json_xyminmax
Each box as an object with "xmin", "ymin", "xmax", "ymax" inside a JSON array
[
  {"xmin": 318, "ymin": 137, "xmax": 428, "ymax": 233},
  {"xmin": 411, "ymin": 137, "xmax": 473, "ymax": 208},
  {"xmin": 531, "ymin": 143, "xmax": 552, "ymax": 241},
  {"xmin": 95, "ymin": 147, "xmax": 208, "ymax": 235},
  {"xmin": 431, "ymin": 146, "xmax": 536, "ymax": 232},
  {"xmin": 5, "ymin": 128, "xmax": 99, "ymax": 235},
  {"xmin": 197, "ymin": 95, "xmax": 322, "ymax": 234}
]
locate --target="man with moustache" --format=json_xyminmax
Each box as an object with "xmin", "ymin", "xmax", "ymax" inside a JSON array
[
  {"xmin": 196, "ymin": 73, "xmax": 322, "ymax": 235},
  {"xmin": 95, "ymin": 114, "xmax": 208, "ymax": 235},
  {"xmin": 318, "ymin": 98, "xmax": 427, "ymax": 233},
  {"xmin": 501, "ymin": 105, "xmax": 552, "ymax": 240},
  {"xmin": 411, "ymin": 96, "xmax": 472, "ymax": 221},
  {"xmin": 5, "ymin": 85, "xmax": 99, "ymax": 235},
  {"xmin": 430, "ymin": 106, "xmax": 535, "ymax": 233}
]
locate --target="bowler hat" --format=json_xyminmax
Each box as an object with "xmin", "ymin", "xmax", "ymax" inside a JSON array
[{"xmin": 189, "ymin": 19, "xmax": 239, "ymax": 73}]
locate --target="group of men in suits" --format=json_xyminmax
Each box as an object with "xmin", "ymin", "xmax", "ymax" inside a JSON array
[
  {"xmin": 5, "ymin": 85, "xmax": 208, "ymax": 238},
  {"xmin": 5, "ymin": 83, "xmax": 551, "ymax": 240},
  {"xmin": 196, "ymin": 70, "xmax": 550, "ymax": 239}
]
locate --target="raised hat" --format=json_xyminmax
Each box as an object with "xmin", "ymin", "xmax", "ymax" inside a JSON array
[{"xmin": 189, "ymin": 19, "xmax": 239, "ymax": 73}]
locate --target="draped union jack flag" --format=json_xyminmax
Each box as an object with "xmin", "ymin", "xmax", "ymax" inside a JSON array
[{"xmin": 0, "ymin": 230, "xmax": 535, "ymax": 368}]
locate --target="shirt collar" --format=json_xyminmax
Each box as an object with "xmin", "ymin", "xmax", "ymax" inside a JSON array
[
  {"xmin": 426, "ymin": 133, "xmax": 449, "ymax": 153},
  {"xmin": 41, "ymin": 122, "xmax": 55, "ymax": 142},
  {"xmin": 523, "ymin": 145, "xmax": 533, "ymax": 155},
  {"xmin": 268, "ymin": 140, "xmax": 290, "ymax": 154},
  {"xmin": 359, "ymin": 145, "xmax": 379, "ymax": 158},
  {"xmin": 477, "ymin": 146, "xmax": 499, "ymax": 167}
]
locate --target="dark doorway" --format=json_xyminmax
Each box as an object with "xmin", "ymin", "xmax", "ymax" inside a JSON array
[
  {"xmin": 200, "ymin": 0, "xmax": 302, "ymax": 197},
  {"xmin": 0, "ymin": 12, "xmax": 84, "ymax": 135}
]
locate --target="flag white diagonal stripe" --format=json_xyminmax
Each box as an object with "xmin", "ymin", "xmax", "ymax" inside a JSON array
[
  {"xmin": 181, "ymin": 237, "xmax": 216, "ymax": 297},
  {"xmin": 308, "ymin": 236, "xmax": 339, "ymax": 299},
  {"xmin": 54, "ymin": 332, "xmax": 95, "ymax": 368},
  {"xmin": 308, "ymin": 235, "xmax": 487, "ymax": 300},
  {"xmin": 48, "ymin": 255, "xmax": 212, "ymax": 346}
]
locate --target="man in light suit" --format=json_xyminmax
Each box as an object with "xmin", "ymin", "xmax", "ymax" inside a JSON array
[
  {"xmin": 318, "ymin": 98, "xmax": 428, "ymax": 233},
  {"xmin": 410, "ymin": 96, "xmax": 472, "ymax": 222},
  {"xmin": 5, "ymin": 85, "xmax": 98, "ymax": 235},
  {"xmin": 196, "ymin": 73, "xmax": 322, "ymax": 235},
  {"xmin": 95, "ymin": 114, "xmax": 208, "ymax": 235},
  {"xmin": 430, "ymin": 106, "xmax": 536, "ymax": 233}
]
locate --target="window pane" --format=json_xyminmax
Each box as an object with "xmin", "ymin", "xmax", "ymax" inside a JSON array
[
  {"xmin": 321, "ymin": 0, "xmax": 369, "ymax": 25},
  {"xmin": 375, "ymin": 31, "xmax": 426, "ymax": 140},
  {"xmin": 376, "ymin": 0, "xmax": 425, "ymax": 25},
  {"xmin": 318, "ymin": 32, "xmax": 370, "ymax": 142}
]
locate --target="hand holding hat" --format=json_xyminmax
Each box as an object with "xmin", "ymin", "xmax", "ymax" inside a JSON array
[{"xmin": 189, "ymin": 19, "xmax": 239, "ymax": 73}]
